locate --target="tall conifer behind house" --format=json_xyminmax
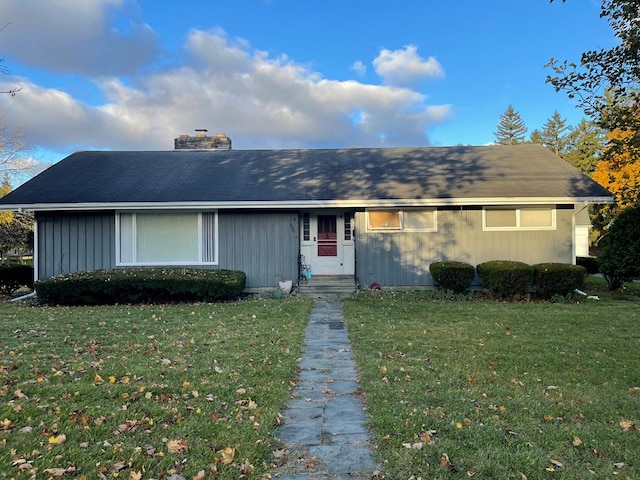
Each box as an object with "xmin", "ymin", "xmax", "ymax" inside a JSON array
[{"xmin": 494, "ymin": 105, "xmax": 527, "ymax": 144}]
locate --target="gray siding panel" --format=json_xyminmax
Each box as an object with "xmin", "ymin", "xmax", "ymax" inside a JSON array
[
  {"xmin": 36, "ymin": 212, "xmax": 115, "ymax": 279},
  {"xmin": 356, "ymin": 208, "xmax": 575, "ymax": 287},
  {"xmin": 217, "ymin": 211, "xmax": 299, "ymax": 288},
  {"xmin": 36, "ymin": 210, "xmax": 298, "ymax": 288}
]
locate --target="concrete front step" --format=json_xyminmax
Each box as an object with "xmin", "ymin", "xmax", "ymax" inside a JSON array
[{"xmin": 298, "ymin": 275, "xmax": 357, "ymax": 298}]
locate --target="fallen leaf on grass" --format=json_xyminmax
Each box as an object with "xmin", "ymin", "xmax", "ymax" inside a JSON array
[
  {"xmin": 218, "ymin": 447, "xmax": 235, "ymax": 465},
  {"xmin": 111, "ymin": 461, "xmax": 127, "ymax": 473},
  {"xmin": 549, "ymin": 459, "xmax": 563, "ymax": 468},
  {"xmin": 44, "ymin": 468, "xmax": 67, "ymax": 477},
  {"xmin": 167, "ymin": 438, "xmax": 189, "ymax": 454},
  {"xmin": 419, "ymin": 431, "xmax": 435, "ymax": 444},
  {"xmin": 572, "ymin": 436, "xmax": 583, "ymax": 447},
  {"xmin": 14, "ymin": 389, "xmax": 27, "ymax": 399},
  {"xmin": 238, "ymin": 460, "xmax": 254, "ymax": 474},
  {"xmin": 402, "ymin": 442, "xmax": 423, "ymax": 450},
  {"xmin": 440, "ymin": 453, "xmax": 458, "ymax": 472},
  {"xmin": 48, "ymin": 434, "xmax": 67, "ymax": 445},
  {"xmin": 305, "ymin": 455, "xmax": 317, "ymax": 469},
  {"xmin": 12, "ymin": 459, "xmax": 34, "ymax": 471},
  {"xmin": 614, "ymin": 462, "xmax": 626, "ymax": 469},
  {"xmin": 272, "ymin": 448, "xmax": 287, "ymax": 460},
  {"xmin": 619, "ymin": 420, "xmax": 636, "ymax": 432},
  {"xmin": 628, "ymin": 386, "xmax": 640, "ymax": 394}
]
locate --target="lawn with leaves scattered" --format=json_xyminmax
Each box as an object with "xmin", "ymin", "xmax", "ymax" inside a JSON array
[
  {"xmin": 0, "ymin": 298, "xmax": 312, "ymax": 479},
  {"xmin": 344, "ymin": 280, "xmax": 640, "ymax": 480}
]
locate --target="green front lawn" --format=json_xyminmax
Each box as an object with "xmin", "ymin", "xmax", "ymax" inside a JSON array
[
  {"xmin": 1, "ymin": 276, "xmax": 638, "ymax": 480},
  {"xmin": 344, "ymin": 281, "xmax": 640, "ymax": 479},
  {"xmin": 0, "ymin": 298, "xmax": 313, "ymax": 479}
]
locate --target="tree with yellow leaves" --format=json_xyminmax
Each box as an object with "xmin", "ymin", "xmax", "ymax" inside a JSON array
[
  {"xmin": 593, "ymin": 126, "xmax": 640, "ymax": 211},
  {"xmin": 0, "ymin": 176, "xmax": 33, "ymax": 260}
]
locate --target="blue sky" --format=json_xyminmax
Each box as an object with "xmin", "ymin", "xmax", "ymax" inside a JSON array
[{"xmin": 0, "ymin": 0, "xmax": 614, "ymax": 166}]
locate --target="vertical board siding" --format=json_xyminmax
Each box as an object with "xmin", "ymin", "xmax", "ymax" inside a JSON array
[
  {"xmin": 36, "ymin": 210, "xmax": 298, "ymax": 288},
  {"xmin": 355, "ymin": 208, "xmax": 575, "ymax": 287},
  {"xmin": 217, "ymin": 211, "xmax": 299, "ymax": 288},
  {"xmin": 36, "ymin": 212, "xmax": 115, "ymax": 279}
]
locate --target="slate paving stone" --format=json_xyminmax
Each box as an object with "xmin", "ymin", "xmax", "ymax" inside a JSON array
[
  {"xmin": 326, "ymin": 379, "xmax": 358, "ymax": 395},
  {"xmin": 273, "ymin": 298, "xmax": 379, "ymax": 479},
  {"xmin": 298, "ymin": 368, "xmax": 331, "ymax": 382}
]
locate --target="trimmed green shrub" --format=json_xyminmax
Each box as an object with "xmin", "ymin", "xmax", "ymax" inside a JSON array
[
  {"xmin": 0, "ymin": 263, "xmax": 34, "ymax": 295},
  {"xmin": 429, "ymin": 261, "xmax": 475, "ymax": 293},
  {"xmin": 35, "ymin": 268, "xmax": 246, "ymax": 305},
  {"xmin": 597, "ymin": 205, "xmax": 640, "ymax": 290},
  {"xmin": 576, "ymin": 256, "xmax": 599, "ymax": 274},
  {"xmin": 476, "ymin": 260, "xmax": 534, "ymax": 297},
  {"xmin": 533, "ymin": 262, "xmax": 586, "ymax": 298}
]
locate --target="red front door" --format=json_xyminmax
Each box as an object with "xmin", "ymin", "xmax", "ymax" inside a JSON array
[{"xmin": 317, "ymin": 215, "xmax": 337, "ymax": 257}]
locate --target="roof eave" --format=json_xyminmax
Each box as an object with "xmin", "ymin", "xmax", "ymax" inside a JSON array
[{"xmin": 0, "ymin": 196, "xmax": 615, "ymax": 212}]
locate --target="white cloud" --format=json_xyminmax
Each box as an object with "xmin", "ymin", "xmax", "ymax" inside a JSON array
[
  {"xmin": 0, "ymin": 26, "xmax": 452, "ymax": 152},
  {"xmin": 0, "ymin": 0, "xmax": 159, "ymax": 76},
  {"xmin": 350, "ymin": 61, "xmax": 367, "ymax": 76},
  {"xmin": 373, "ymin": 45, "xmax": 444, "ymax": 86}
]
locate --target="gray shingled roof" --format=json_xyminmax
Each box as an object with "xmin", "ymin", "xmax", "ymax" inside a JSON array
[{"xmin": 0, "ymin": 144, "xmax": 612, "ymax": 209}]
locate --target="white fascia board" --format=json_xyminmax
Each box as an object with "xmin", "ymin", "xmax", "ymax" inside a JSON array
[{"xmin": 0, "ymin": 196, "xmax": 614, "ymax": 212}]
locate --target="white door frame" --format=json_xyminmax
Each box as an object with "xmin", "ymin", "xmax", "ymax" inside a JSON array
[{"xmin": 300, "ymin": 210, "xmax": 355, "ymax": 275}]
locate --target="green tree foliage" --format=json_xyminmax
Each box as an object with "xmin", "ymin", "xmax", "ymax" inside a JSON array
[
  {"xmin": 557, "ymin": 118, "xmax": 607, "ymax": 247},
  {"xmin": 494, "ymin": 105, "xmax": 527, "ymax": 144},
  {"xmin": 540, "ymin": 110, "xmax": 572, "ymax": 156},
  {"xmin": 597, "ymin": 205, "xmax": 640, "ymax": 289},
  {"xmin": 546, "ymin": 0, "xmax": 640, "ymax": 156},
  {"xmin": 563, "ymin": 118, "xmax": 604, "ymax": 174}
]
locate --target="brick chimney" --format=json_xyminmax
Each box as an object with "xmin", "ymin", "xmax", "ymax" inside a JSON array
[{"xmin": 174, "ymin": 129, "xmax": 232, "ymax": 150}]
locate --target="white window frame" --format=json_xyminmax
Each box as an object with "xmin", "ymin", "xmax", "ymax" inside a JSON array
[
  {"xmin": 402, "ymin": 209, "xmax": 438, "ymax": 232},
  {"xmin": 116, "ymin": 211, "xmax": 218, "ymax": 266},
  {"xmin": 366, "ymin": 209, "xmax": 438, "ymax": 232},
  {"xmin": 483, "ymin": 207, "xmax": 556, "ymax": 231}
]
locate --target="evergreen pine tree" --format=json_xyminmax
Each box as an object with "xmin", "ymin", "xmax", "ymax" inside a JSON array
[
  {"xmin": 563, "ymin": 118, "xmax": 604, "ymax": 175},
  {"xmin": 529, "ymin": 129, "xmax": 543, "ymax": 145},
  {"xmin": 494, "ymin": 105, "xmax": 527, "ymax": 144},
  {"xmin": 541, "ymin": 111, "xmax": 572, "ymax": 156}
]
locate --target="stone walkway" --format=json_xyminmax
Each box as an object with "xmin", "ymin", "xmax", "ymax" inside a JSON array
[{"xmin": 272, "ymin": 298, "xmax": 379, "ymax": 479}]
